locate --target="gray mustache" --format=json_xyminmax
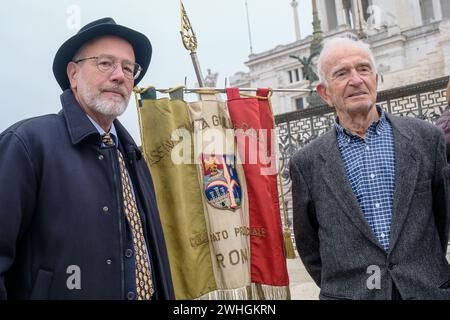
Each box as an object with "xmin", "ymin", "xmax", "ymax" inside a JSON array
[{"xmin": 101, "ymin": 85, "xmax": 127, "ymax": 97}]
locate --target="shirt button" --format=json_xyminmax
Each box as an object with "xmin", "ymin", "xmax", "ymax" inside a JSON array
[
  {"xmin": 125, "ymin": 249, "xmax": 134, "ymax": 258},
  {"xmin": 381, "ymin": 233, "xmax": 386, "ymax": 238},
  {"xmin": 106, "ymin": 259, "xmax": 112, "ymax": 265},
  {"xmin": 375, "ymin": 203, "xmax": 381, "ymax": 209},
  {"xmin": 103, "ymin": 206, "xmax": 109, "ymax": 213},
  {"xmin": 98, "ymin": 155, "xmax": 104, "ymax": 160},
  {"xmin": 127, "ymin": 291, "xmax": 136, "ymax": 300},
  {"xmin": 370, "ymin": 174, "xmax": 376, "ymax": 179},
  {"xmin": 366, "ymin": 146, "xmax": 370, "ymax": 151}
]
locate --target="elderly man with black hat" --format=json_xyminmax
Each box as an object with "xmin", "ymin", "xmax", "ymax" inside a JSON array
[{"xmin": 0, "ymin": 18, "xmax": 174, "ymax": 300}]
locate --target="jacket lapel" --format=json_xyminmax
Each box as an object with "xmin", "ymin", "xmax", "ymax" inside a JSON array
[
  {"xmin": 318, "ymin": 130, "xmax": 383, "ymax": 249},
  {"xmin": 387, "ymin": 115, "xmax": 420, "ymax": 251},
  {"xmin": 60, "ymin": 89, "xmax": 99, "ymax": 145}
]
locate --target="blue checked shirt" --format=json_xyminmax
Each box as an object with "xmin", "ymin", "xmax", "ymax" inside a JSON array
[{"xmin": 335, "ymin": 107, "xmax": 395, "ymax": 252}]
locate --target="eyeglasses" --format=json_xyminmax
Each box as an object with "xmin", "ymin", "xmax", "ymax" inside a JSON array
[{"xmin": 73, "ymin": 55, "xmax": 142, "ymax": 80}]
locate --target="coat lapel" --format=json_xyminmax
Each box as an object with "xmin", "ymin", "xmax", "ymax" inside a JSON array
[
  {"xmin": 60, "ymin": 89, "xmax": 99, "ymax": 145},
  {"xmin": 318, "ymin": 130, "xmax": 383, "ymax": 249},
  {"xmin": 387, "ymin": 115, "xmax": 420, "ymax": 251}
]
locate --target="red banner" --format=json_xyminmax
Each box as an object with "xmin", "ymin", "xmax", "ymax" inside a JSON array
[{"xmin": 226, "ymin": 88, "xmax": 289, "ymax": 287}]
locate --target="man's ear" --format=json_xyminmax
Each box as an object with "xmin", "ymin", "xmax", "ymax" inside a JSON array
[
  {"xmin": 316, "ymin": 83, "xmax": 332, "ymax": 106},
  {"xmin": 67, "ymin": 62, "xmax": 78, "ymax": 90}
]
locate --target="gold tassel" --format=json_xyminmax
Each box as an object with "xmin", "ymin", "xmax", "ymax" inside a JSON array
[
  {"xmin": 283, "ymin": 227, "xmax": 296, "ymax": 259},
  {"xmin": 265, "ymin": 90, "xmax": 297, "ymax": 260}
]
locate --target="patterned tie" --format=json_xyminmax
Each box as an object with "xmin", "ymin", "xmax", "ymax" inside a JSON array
[{"xmin": 102, "ymin": 133, "xmax": 154, "ymax": 300}]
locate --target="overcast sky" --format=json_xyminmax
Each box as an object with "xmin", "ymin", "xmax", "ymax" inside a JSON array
[{"xmin": 0, "ymin": 0, "xmax": 313, "ymax": 143}]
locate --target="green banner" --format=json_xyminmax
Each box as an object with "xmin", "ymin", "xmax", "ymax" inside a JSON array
[{"xmin": 138, "ymin": 88, "xmax": 216, "ymax": 299}]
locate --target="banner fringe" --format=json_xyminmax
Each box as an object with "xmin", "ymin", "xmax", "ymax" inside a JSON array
[
  {"xmin": 195, "ymin": 283, "xmax": 291, "ymax": 300},
  {"xmin": 250, "ymin": 283, "xmax": 291, "ymax": 300}
]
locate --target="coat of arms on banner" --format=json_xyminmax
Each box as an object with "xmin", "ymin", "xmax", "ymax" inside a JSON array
[{"xmin": 201, "ymin": 154, "xmax": 242, "ymax": 210}]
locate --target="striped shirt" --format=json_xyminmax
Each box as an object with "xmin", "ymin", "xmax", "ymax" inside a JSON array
[{"xmin": 335, "ymin": 107, "xmax": 395, "ymax": 251}]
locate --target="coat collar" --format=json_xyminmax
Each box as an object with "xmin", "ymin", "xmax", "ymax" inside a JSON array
[
  {"xmin": 316, "ymin": 112, "xmax": 420, "ymax": 252},
  {"xmin": 60, "ymin": 89, "xmax": 142, "ymax": 160}
]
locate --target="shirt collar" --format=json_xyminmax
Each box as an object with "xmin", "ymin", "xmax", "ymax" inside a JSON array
[
  {"xmin": 335, "ymin": 106, "xmax": 387, "ymax": 140},
  {"xmin": 86, "ymin": 114, "xmax": 118, "ymax": 147}
]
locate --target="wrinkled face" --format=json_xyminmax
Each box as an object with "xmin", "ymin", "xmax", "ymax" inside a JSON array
[
  {"xmin": 67, "ymin": 36, "xmax": 136, "ymax": 118},
  {"xmin": 317, "ymin": 43, "xmax": 378, "ymax": 116}
]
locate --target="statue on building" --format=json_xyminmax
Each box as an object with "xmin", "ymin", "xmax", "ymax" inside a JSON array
[
  {"xmin": 204, "ymin": 68, "xmax": 219, "ymax": 87},
  {"xmin": 290, "ymin": 54, "xmax": 319, "ymax": 87},
  {"xmin": 303, "ymin": 56, "xmax": 319, "ymax": 83},
  {"xmin": 366, "ymin": 5, "xmax": 397, "ymax": 32}
]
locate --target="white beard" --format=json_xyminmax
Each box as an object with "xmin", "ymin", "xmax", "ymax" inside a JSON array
[
  {"xmin": 79, "ymin": 83, "xmax": 130, "ymax": 118},
  {"xmin": 92, "ymin": 95, "xmax": 128, "ymax": 117}
]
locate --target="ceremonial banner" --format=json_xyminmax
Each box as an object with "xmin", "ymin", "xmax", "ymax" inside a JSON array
[
  {"xmin": 226, "ymin": 88, "xmax": 290, "ymax": 299},
  {"xmin": 188, "ymin": 93, "xmax": 251, "ymax": 299},
  {"xmin": 137, "ymin": 88, "xmax": 216, "ymax": 299},
  {"xmin": 138, "ymin": 88, "xmax": 288, "ymax": 300}
]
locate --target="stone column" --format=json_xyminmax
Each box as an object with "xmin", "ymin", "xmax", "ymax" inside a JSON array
[
  {"xmin": 433, "ymin": 0, "xmax": 443, "ymax": 21},
  {"xmin": 335, "ymin": 0, "xmax": 347, "ymax": 26},
  {"xmin": 291, "ymin": 0, "xmax": 301, "ymax": 40},
  {"xmin": 352, "ymin": 0, "xmax": 364, "ymax": 30}
]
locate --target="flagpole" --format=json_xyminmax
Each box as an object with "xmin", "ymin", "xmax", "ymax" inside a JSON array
[
  {"xmin": 134, "ymin": 87, "xmax": 313, "ymax": 94},
  {"xmin": 183, "ymin": 88, "xmax": 313, "ymax": 93},
  {"xmin": 245, "ymin": 0, "xmax": 254, "ymax": 55},
  {"xmin": 180, "ymin": 1, "xmax": 205, "ymax": 87}
]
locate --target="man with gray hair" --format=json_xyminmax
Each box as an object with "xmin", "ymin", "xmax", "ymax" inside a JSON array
[{"xmin": 290, "ymin": 37, "xmax": 450, "ymax": 299}]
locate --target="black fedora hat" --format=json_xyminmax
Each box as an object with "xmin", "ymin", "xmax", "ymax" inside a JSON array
[{"xmin": 53, "ymin": 17, "xmax": 152, "ymax": 91}]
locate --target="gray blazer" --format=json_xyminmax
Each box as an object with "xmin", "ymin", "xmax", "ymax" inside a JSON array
[{"xmin": 290, "ymin": 113, "xmax": 450, "ymax": 300}]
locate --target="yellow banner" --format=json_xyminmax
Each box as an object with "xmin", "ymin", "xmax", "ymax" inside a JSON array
[{"xmin": 138, "ymin": 90, "xmax": 216, "ymax": 299}]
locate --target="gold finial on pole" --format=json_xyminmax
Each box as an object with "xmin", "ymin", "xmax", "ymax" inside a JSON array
[
  {"xmin": 180, "ymin": 1, "xmax": 205, "ymax": 86},
  {"xmin": 180, "ymin": 1, "xmax": 197, "ymax": 52}
]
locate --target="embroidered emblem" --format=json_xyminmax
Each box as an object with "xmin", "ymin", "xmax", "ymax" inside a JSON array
[{"xmin": 202, "ymin": 154, "xmax": 242, "ymax": 210}]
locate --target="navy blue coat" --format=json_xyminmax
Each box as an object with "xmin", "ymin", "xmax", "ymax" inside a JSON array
[{"xmin": 0, "ymin": 90, "xmax": 174, "ymax": 299}]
